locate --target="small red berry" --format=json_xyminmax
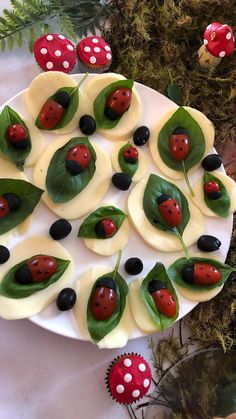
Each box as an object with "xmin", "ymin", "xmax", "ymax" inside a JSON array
[
  {"xmin": 39, "ymin": 99, "xmax": 64, "ymax": 129},
  {"xmin": 158, "ymin": 194, "xmax": 182, "ymax": 227},
  {"xmin": 194, "ymin": 263, "xmax": 222, "ymax": 286},
  {"xmin": 0, "ymin": 196, "xmax": 10, "ymax": 218},
  {"xmin": 169, "ymin": 128, "xmax": 189, "ymax": 161},
  {"xmin": 105, "ymin": 88, "xmax": 132, "ymax": 120},
  {"xmin": 7, "ymin": 124, "xmax": 28, "ymax": 147},
  {"xmin": 123, "ymin": 146, "xmax": 138, "ymax": 164},
  {"xmin": 66, "ymin": 144, "xmax": 91, "ymax": 175},
  {"xmin": 27, "ymin": 255, "xmax": 58, "ymax": 283},
  {"xmin": 204, "ymin": 181, "xmax": 220, "ymax": 194},
  {"xmin": 95, "ymin": 218, "xmax": 117, "ymax": 238}
]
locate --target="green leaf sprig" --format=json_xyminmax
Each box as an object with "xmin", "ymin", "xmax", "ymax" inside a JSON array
[
  {"xmin": 118, "ymin": 142, "xmax": 138, "ymax": 178},
  {"xmin": 203, "ymin": 172, "xmax": 230, "ymax": 218}
]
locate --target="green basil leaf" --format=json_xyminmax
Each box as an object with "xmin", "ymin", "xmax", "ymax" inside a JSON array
[
  {"xmin": 35, "ymin": 86, "xmax": 79, "ymax": 130},
  {"xmin": 46, "ymin": 137, "xmax": 96, "ymax": 203},
  {"xmin": 118, "ymin": 142, "xmax": 138, "ymax": 178},
  {"xmin": 158, "ymin": 107, "xmax": 205, "ymax": 172},
  {"xmin": 93, "ymin": 79, "xmax": 134, "ymax": 129},
  {"xmin": 203, "ymin": 172, "xmax": 230, "ymax": 218},
  {"xmin": 141, "ymin": 262, "xmax": 179, "ymax": 331},
  {"xmin": 0, "ymin": 179, "xmax": 43, "ymax": 235},
  {"xmin": 78, "ymin": 205, "xmax": 127, "ymax": 239},
  {"xmin": 143, "ymin": 174, "xmax": 190, "ymax": 236},
  {"xmin": 0, "ymin": 105, "xmax": 32, "ymax": 170},
  {"xmin": 0, "ymin": 256, "xmax": 70, "ymax": 299},
  {"xmin": 87, "ymin": 270, "xmax": 128, "ymax": 343},
  {"xmin": 168, "ymin": 257, "xmax": 236, "ymax": 291},
  {"xmin": 167, "ymin": 83, "xmax": 183, "ymax": 105}
]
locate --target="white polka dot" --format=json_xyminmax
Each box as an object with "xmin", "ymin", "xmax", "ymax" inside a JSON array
[
  {"xmin": 46, "ymin": 35, "xmax": 53, "ymax": 41},
  {"xmin": 58, "ymin": 35, "xmax": 65, "ymax": 40},
  {"xmin": 124, "ymin": 373, "xmax": 132, "ymax": 383},
  {"xmin": 84, "ymin": 46, "xmax": 91, "ymax": 52},
  {"xmin": 94, "ymin": 47, "xmax": 101, "ymax": 53},
  {"xmin": 55, "ymin": 50, "xmax": 62, "ymax": 57},
  {"xmin": 92, "ymin": 38, "xmax": 99, "ymax": 43},
  {"xmin": 219, "ymin": 51, "xmax": 226, "ymax": 58},
  {"xmin": 203, "ymin": 39, "xmax": 208, "ymax": 45},
  {"xmin": 63, "ymin": 61, "xmax": 69, "ymax": 68},
  {"xmin": 67, "ymin": 44, "xmax": 74, "ymax": 51},
  {"xmin": 123, "ymin": 358, "xmax": 132, "ymax": 367},
  {"xmin": 143, "ymin": 379, "xmax": 150, "ymax": 388},
  {"xmin": 46, "ymin": 61, "xmax": 53, "ymax": 69},
  {"xmin": 106, "ymin": 53, "xmax": 112, "ymax": 60},
  {"xmin": 207, "ymin": 24, "xmax": 212, "ymax": 30},
  {"xmin": 226, "ymin": 32, "xmax": 232, "ymax": 40},
  {"xmin": 90, "ymin": 56, "xmax": 96, "ymax": 64},
  {"xmin": 132, "ymin": 390, "xmax": 140, "ymax": 398},
  {"xmin": 40, "ymin": 48, "xmax": 47, "ymax": 54},
  {"xmin": 138, "ymin": 363, "xmax": 146, "ymax": 372},
  {"xmin": 116, "ymin": 385, "xmax": 124, "ymax": 394},
  {"xmin": 105, "ymin": 45, "xmax": 111, "ymax": 51}
]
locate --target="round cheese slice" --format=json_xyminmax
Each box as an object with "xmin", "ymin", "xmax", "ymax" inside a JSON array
[
  {"xmin": 73, "ymin": 267, "xmax": 135, "ymax": 348},
  {"xmin": 23, "ymin": 116, "xmax": 45, "ymax": 167},
  {"xmin": 82, "ymin": 73, "xmax": 142, "ymax": 141},
  {"xmin": 149, "ymin": 106, "xmax": 215, "ymax": 179},
  {"xmin": 127, "ymin": 175, "xmax": 204, "ymax": 252},
  {"xmin": 33, "ymin": 136, "xmax": 112, "ymax": 219},
  {"xmin": 129, "ymin": 278, "xmax": 159, "ymax": 334},
  {"xmin": 0, "ymin": 236, "xmax": 74, "ymax": 319},
  {"xmin": 192, "ymin": 171, "xmax": 236, "ymax": 217},
  {"xmin": 26, "ymin": 71, "xmax": 86, "ymax": 135},
  {"xmin": 111, "ymin": 141, "xmax": 148, "ymax": 182},
  {"xmin": 175, "ymin": 283, "xmax": 223, "ymax": 302}
]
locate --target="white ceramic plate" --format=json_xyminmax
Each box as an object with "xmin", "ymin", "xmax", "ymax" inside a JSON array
[{"xmin": 1, "ymin": 74, "xmax": 233, "ymax": 342}]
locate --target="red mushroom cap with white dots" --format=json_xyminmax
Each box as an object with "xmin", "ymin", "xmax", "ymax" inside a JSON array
[
  {"xmin": 203, "ymin": 22, "xmax": 235, "ymax": 58},
  {"xmin": 33, "ymin": 34, "xmax": 76, "ymax": 73},
  {"xmin": 106, "ymin": 354, "xmax": 152, "ymax": 404},
  {"xmin": 77, "ymin": 36, "xmax": 112, "ymax": 67}
]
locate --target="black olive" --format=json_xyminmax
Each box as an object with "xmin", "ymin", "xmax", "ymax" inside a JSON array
[
  {"xmin": 95, "ymin": 220, "xmax": 106, "ymax": 238},
  {"xmin": 0, "ymin": 245, "xmax": 10, "ymax": 264},
  {"xmin": 112, "ymin": 173, "xmax": 132, "ymax": 191},
  {"xmin": 157, "ymin": 194, "xmax": 171, "ymax": 205},
  {"xmin": 79, "ymin": 115, "xmax": 96, "ymax": 135},
  {"xmin": 96, "ymin": 276, "xmax": 116, "ymax": 291},
  {"xmin": 15, "ymin": 265, "xmax": 33, "ymax": 284},
  {"xmin": 54, "ymin": 91, "xmax": 70, "ymax": 108},
  {"xmin": 11, "ymin": 139, "xmax": 29, "ymax": 150},
  {"xmin": 124, "ymin": 257, "xmax": 143, "ymax": 275},
  {"xmin": 181, "ymin": 266, "xmax": 194, "ymax": 284},
  {"xmin": 197, "ymin": 235, "xmax": 221, "ymax": 252},
  {"xmin": 56, "ymin": 288, "xmax": 77, "ymax": 311},
  {"xmin": 133, "ymin": 126, "xmax": 150, "ymax": 146},
  {"xmin": 49, "ymin": 219, "xmax": 72, "ymax": 240},
  {"xmin": 104, "ymin": 107, "xmax": 121, "ymax": 121},
  {"xmin": 173, "ymin": 127, "xmax": 187, "ymax": 135},
  {"xmin": 148, "ymin": 280, "xmax": 166, "ymax": 293},
  {"xmin": 3, "ymin": 193, "xmax": 21, "ymax": 211},
  {"xmin": 206, "ymin": 191, "xmax": 222, "ymax": 200},
  {"xmin": 201, "ymin": 154, "xmax": 222, "ymax": 171},
  {"xmin": 65, "ymin": 160, "xmax": 83, "ymax": 176}
]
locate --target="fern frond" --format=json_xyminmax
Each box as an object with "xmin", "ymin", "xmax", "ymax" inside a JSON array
[{"xmin": 58, "ymin": 15, "xmax": 77, "ymax": 41}]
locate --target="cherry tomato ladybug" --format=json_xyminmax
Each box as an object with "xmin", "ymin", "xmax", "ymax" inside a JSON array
[
  {"xmin": 149, "ymin": 280, "xmax": 176, "ymax": 318},
  {"xmin": 7, "ymin": 124, "xmax": 28, "ymax": 149},
  {"xmin": 0, "ymin": 193, "xmax": 21, "ymax": 218},
  {"xmin": 95, "ymin": 218, "xmax": 117, "ymax": 238},
  {"xmin": 39, "ymin": 99, "xmax": 64, "ymax": 129},
  {"xmin": 181, "ymin": 262, "xmax": 222, "ymax": 286},
  {"xmin": 123, "ymin": 146, "xmax": 138, "ymax": 164},
  {"xmin": 90, "ymin": 277, "xmax": 117, "ymax": 321},
  {"xmin": 0, "ymin": 196, "xmax": 10, "ymax": 218},
  {"xmin": 65, "ymin": 144, "xmax": 92, "ymax": 175},
  {"xmin": 27, "ymin": 255, "xmax": 58, "ymax": 283},
  {"xmin": 204, "ymin": 181, "xmax": 220, "ymax": 194},
  {"xmin": 105, "ymin": 88, "xmax": 132, "ymax": 120},
  {"xmin": 158, "ymin": 194, "xmax": 182, "ymax": 227},
  {"xmin": 169, "ymin": 128, "xmax": 189, "ymax": 161}
]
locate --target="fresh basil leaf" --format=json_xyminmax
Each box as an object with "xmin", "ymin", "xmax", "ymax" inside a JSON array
[
  {"xmin": 0, "ymin": 256, "xmax": 70, "ymax": 299},
  {"xmin": 35, "ymin": 86, "xmax": 79, "ymax": 130},
  {"xmin": 93, "ymin": 79, "xmax": 134, "ymax": 129},
  {"xmin": 46, "ymin": 137, "xmax": 96, "ymax": 203},
  {"xmin": 158, "ymin": 107, "xmax": 205, "ymax": 172},
  {"xmin": 0, "ymin": 179, "xmax": 43, "ymax": 235},
  {"xmin": 87, "ymin": 270, "xmax": 128, "ymax": 343},
  {"xmin": 0, "ymin": 105, "xmax": 32, "ymax": 170},
  {"xmin": 143, "ymin": 174, "xmax": 190, "ymax": 236},
  {"xmin": 167, "ymin": 83, "xmax": 183, "ymax": 105},
  {"xmin": 203, "ymin": 172, "xmax": 230, "ymax": 218},
  {"xmin": 78, "ymin": 205, "xmax": 127, "ymax": 239},
  {"xmin": 118, "ymin": 142, "xmax": 138, "ymax": 178},
  {"xmin": 168, "ymin": 257, "xmax": 236, "ymax": 291},
  {"xmin": 141, "ymin": 262, "xmax": 179, "ymax": 331}
]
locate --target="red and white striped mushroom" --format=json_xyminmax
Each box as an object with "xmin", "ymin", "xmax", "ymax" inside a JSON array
[
  {"xmin": 198, "ymin": 22, "xmax": 235, "ymax": 69},
  {"xmin": 34, "ymin": 34, "xmax": 76, "ymax": 73}
]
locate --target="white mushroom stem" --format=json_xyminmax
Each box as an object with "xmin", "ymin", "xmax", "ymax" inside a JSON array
[{"xmin": 198, "ymin": 44, "xmax": 222, "ymax": 69}]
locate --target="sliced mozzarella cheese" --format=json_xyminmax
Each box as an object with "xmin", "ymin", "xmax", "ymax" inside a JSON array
[
  {"xmin": 175, "ymin": 284, "xmax": 223, "ymax": 302},
  {"xmin": 127, "ymin": 175, "xmax": 204, "ymax": 251},
  {"xmin": 26, "ymin": 71, "xmax": 86, "ymax": 135},
  {"xmin": 82, "ymin": 73, "xmax": 142, "ymax": 141},
  {"xmin": 73, "ymin": 267, "xmax": 135, "ymax": 348},
  {"xmin": 149, "ymin": 106, "xmax": 215, "ymax": 179},
  {"xmin": 192, "ymin": 171, "xmax": 236, "ymax": 216},
  {"xmin": 84, "ymin": 218, "xmax": 130, "ymax": 256},
  {"xmin": 129, "ymin": 278, "xmax": 159, "ymax": 334},
  {"xmin": 23, "ymin": 117, "xmax": 45, "ymax": 167},
  {"xmin": 0, "ymin": 236, "xmax": 74, "ymax": 319},
  {"xmin": 111, "ymin": 141, "xmax": 148, "ymax": 182},
  {"xmin": 33, "ymin": 136, "xmax": 112, "ymax": 219}
]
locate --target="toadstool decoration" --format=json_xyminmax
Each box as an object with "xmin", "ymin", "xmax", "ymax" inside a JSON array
[{"xmin": 198, "ymin": 22, "xmax": 235, "ymax": 69}]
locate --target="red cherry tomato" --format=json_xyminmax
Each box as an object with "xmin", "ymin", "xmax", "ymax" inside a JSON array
[
  {"xmin": 194, "ymin": 263, "xmax": 222, "ymax": 285},
  {"xmin": 106, "ymin": 88, "xmax": 132, "ymax": 115},
  {"xmin": 7, "ymin": 124, "xmax": 28, "ymax": 144},
  {"xmin": 90, "ymin": 286, "xmax": 117, "ymax": 321},
  {"xmin": 151, "ymin": 288, "xmax": 176, "ymax": 317},
  {"xmin": 204, "ymin": 181, "xmax": 220, "ymax": 194},
  {"xmin": 0, "ymin": 196, "xmax": 10, "ymax": 218},
  {"xmin": 66, "ymin": 144, "xmax": 91, "ymax": 171},
  {"xmin": 169, "ymin": 133, "xmax": 189, "ymax": 161},
  {"xmin": 123, "ymin": 146, "xmax": 138, "ymax": 164},
  {"xmin": 27, "ymin": 255, "xmax": 58, "ymax": 282},
  {"xmin": 39, "ymin": 99, "xmax": 64, "ymax": 129},
  {"xmin": 158, "ymin": 196, "xmax": 182, "ymax": 227}
]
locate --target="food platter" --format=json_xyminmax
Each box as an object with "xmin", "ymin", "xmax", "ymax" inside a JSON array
[{"xmin": 0, "ymin": 73, "xmax": 233, "ymax": 343}]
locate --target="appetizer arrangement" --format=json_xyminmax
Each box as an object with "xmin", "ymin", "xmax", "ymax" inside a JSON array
[{"xmin": 0, "ymin": 71, "xmax": 235, "ymax": 349}]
